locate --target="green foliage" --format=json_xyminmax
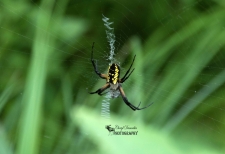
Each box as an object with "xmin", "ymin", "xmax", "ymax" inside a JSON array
[{"xmin": 0, "ymin": 0, "xmax": 225, "ymax": 153}]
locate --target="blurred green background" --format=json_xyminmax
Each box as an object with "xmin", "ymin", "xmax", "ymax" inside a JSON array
[{"xmin": 0, "ymin": 0, "xmax": 225, "ymax": 154}]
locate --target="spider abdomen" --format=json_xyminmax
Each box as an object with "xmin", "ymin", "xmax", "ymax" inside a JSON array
[{"xmin": 107, "ymin": 63, "xmax": 120, "ymax": 84}]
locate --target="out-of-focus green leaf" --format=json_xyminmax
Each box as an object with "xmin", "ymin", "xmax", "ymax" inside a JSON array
[{"xmin": 71, "ymin": 106, "xmax": 221, "ymax": 154}]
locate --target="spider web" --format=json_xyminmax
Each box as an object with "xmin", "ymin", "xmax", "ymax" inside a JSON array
[{"xmin": 0, "ymin": 0, "xmax": 225, "ymax": 153}]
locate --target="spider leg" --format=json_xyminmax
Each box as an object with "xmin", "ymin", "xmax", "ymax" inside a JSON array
[
  {"xmin": 91, "ymin": 42, "xmax": 107, "ymax": 79},
  {"xmin": 89, "ymin": 83, "xmax": 110, "ymax": 96},
  {"xmin": 118, "ymin": 85, "xmax": 153, "ymax": 111},
  {"xmin": 98, "ymin": 91, "xmax": 109, "ymax": 96},
  {"xmin": 120, "ymin": 68, "xmax": 135, "ymax": 83},
  {"xmin": 120, "ymin": 55, "xmax": 136, "ymax": 82}
]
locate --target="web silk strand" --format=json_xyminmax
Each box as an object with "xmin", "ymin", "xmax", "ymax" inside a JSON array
[{"xmin": 102, "ymin": 14, "xmax": 116, "ymax": 63}]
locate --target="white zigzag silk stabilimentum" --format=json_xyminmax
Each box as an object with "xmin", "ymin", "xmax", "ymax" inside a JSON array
[{"xmin": 101, "ymin": 15, "xmax": 117, "ymax": 119}]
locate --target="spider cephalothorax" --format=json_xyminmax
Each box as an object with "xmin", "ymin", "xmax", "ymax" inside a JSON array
[{"xmin": 89, "ymin": 42, "xmax": 153, "ymax": 111}]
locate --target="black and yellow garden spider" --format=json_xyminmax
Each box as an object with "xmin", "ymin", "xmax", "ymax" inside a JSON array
[{"xmin": 89, "ymin": 42, "xmax": 153, "ymax": 111}]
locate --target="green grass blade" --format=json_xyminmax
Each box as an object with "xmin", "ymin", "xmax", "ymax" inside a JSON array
[
  {"xmin": 164, "ymin": 65, "xmax": 225, "ymax": 133},
  {"xmin": 16, "ymin": 0, "xmax": 55, "ymax": 154},
  {"xmin": 0, "ymin": 85, "xmax": 13, "ymax": 114}
]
